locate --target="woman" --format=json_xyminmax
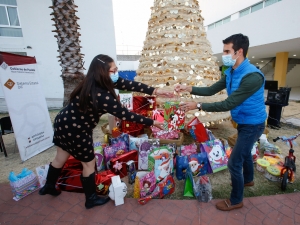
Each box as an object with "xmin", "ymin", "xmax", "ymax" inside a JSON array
[{"xmin": 39, "ymin": 54, "xmax": 173, "ymax": 209}]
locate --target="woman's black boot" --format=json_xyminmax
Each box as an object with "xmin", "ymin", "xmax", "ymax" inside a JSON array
[
  {"xmin": 39, "ymin": 164, "xmax": 62, "ymax": 196},
  {"xmin": 80, "ymin": 172, "xmax": 110, "ymax": 209}
]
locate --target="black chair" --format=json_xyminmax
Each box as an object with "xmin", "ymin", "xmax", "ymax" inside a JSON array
[{"xmin": 0, "ymin": 116, "xmax": 16, "ymax": 157}]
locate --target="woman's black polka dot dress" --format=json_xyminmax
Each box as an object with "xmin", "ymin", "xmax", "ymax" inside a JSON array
[{"xmin": 53, "ymin": 78, "xmax": 155, "ymax": 162}]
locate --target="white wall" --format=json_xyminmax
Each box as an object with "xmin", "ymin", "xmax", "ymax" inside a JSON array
[
  {"xmin": 117, "ymin": 61, "xmax": 139, "ymax": 71},
  {"xmin": 0, "ymin": 0, "xmax": 116, "ymax": 103},
  {"xmin": 286, "ymin": 64, "xmax": 300, "ymax": 88},
  {"xmin": 206, "ymin": 0, "xmax": 300, "ymax": 54}
]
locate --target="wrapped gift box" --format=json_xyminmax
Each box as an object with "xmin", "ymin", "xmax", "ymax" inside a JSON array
[{"xmin": 109, "ymin": 150, "xmax": 138, "ymax": 178}]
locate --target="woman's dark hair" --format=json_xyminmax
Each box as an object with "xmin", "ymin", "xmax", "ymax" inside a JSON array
[
  {"xmin": 223, "ymin": 33, "xmax": 249, "ymax": 58},
  {"xmin": 70, "ymin": 54, "xmax": 118, "ymax": 113}
]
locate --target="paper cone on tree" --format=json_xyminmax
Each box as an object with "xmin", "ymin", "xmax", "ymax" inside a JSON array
[{"xmin": 134, "ymin": 0, "xmax": 230, "ymax": 126}]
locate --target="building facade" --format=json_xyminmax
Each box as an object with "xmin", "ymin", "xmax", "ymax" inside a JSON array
[{"xmin": 0, "ymin": 0, "xmax": 117, "ymax": 111}]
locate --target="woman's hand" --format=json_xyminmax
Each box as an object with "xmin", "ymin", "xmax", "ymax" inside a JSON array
[
  {"xmin": 153, "ymin": 120, "xmax": 164, "ymax": 130},
  {"xmin": 174, "ymin": 84, "xmax": 192, "ymax": 93},
  {"xmin": 179, "ymin": 101, "xmax": 197, "ymax": 112},
  {"xmin": 154, "ymin": 88, "xmax": 174, "ymax": 98}
]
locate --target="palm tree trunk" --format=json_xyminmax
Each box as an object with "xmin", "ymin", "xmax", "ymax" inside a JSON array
[{"xmin": 50, "ymin": 0, "xmax": 85, "ymax": 106}]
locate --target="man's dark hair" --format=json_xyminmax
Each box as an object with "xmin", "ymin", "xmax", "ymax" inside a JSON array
[{"xmin": 223, "ymin": 34, "xmax": 249, "ymax": 58}]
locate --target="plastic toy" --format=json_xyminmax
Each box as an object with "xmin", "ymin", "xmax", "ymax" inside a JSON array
[{"xmin": 273, "ymin": 133, "xmax": 299, "ymax": 191}]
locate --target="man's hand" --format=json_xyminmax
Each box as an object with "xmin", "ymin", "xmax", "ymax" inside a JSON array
[
  {"xmin": 174, "ymin": 84, "xmax": 192, "ymax": 93},
  {"xmin": 179, "ymin": 101, "xmax": 197, "ymax": 112}
]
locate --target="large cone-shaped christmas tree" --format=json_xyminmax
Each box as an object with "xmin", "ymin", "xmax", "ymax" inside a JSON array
[{"xmin": 134, "ymin": 0, "xmax": 230, "ymax": 126}]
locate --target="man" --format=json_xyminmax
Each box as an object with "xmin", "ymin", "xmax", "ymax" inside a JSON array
[{"xmin": 174, "ymin": 33, "xmax": 266, "ymax": 211}]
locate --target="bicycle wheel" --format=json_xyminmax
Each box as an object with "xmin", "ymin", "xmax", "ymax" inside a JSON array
[{"xmin": 281, "ymin": 170, "xmax": 288, "ymax": 191}]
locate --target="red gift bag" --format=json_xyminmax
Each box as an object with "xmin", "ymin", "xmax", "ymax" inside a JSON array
[
  {"xmin": 133, "ymin": 96, "xmax": 156, "ymax": 112},
  {"xmin": 57, "ymin": 156, "xmax": 115, "ymax": 195},
  {"xmin": 187, "ymin": 117, "xmax": 209, "ymax": 143},
  {"xmin": 57, "ymin": 156, "xmax": 83, "ymax": 193},
  {"xmin": 109, "ymin": 150, "xmax": 138, "ymax": 178},
  {"xmin": 152, "ymin": 109, "xmax": 164, "ymax": 122},
  {"xmin": 121, "ymin": 120, "xmax": 144, "ymax": 137},
  {"xmin": 95, "ymin": 170, "xmax": 115, "ymax": 195}
]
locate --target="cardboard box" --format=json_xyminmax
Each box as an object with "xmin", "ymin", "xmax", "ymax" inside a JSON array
[
  {"xmin": 111, "ymin": 176, "xmax": 125, "ymax": 206},
  {"xmin": 108, "ymin": 114, "xmax": 121, "ymax": 134}
]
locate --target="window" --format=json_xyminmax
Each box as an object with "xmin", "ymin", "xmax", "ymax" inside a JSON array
[
  {"xmin": 0, "ymin": 0, "xmax": 22, "ymax": 37},
  {"xmin": 251, "ymin": 2, "xmax": 263, "ymax": 13},
  {"xmin": 240, "ymin": 7, "xmax": 250, "ymax": 17},
  {"xmin": 215, "ymin": 20, "xmax": 222, "ymax": 27},
  {"xmin": 222, "ymin": 16, "xmax": 231, "ymax": 24},
  {"xmin": 208, "ymin": 24, "xmax": 215, "ymax": 30},
  {"xmin": 8, "ymin": 51, "xmax": 27, "ymax": 56},
  {"xmin": 265, "ymin": 0, "xmax": 280, "ymax": 7}
]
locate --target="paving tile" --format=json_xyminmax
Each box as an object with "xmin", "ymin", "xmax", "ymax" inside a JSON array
[
  {"xmin": 106, "ymin": 218, "xmax": 123, "ymax": 225},
  {"xmin": 10, "ymin": 216, "xmax": 27, "ymax": 224},
  {"xmin": 198, "ymin": 213, "xmax": 210, "ymax": 225},
  {"xmin": 55, "ymin": 221, "xmax": 73, "ymax": 225},
  {"xmin": 265, "ymin": 198, "xmax": 282, "ymax": 210},
  {"xmin": 248, "ymin": 206, "xmax": 267, "ymax": 221},
  {"xmin": 127, "ymin": 211, "xmax": 143, "ymax": 222},
  {"xmin": 226, "ymin": 216, "xmax": 245, "ymax": 225},
  {"xmin": 208, "ymin": 212, "xmax": 229, "ymax": 225},
  {"xmin": 279, "ymin": 215, "xmax": 295, "ymax": 225},
  {"xmin": 279, "ymin": 205, "xmax": 294, "ymax": 218},
  {"xmin": 147, "ymin": 204, "xmax": 164, "ymax": 218},
  {"xmin": 158, "ymin": 211, "xmax": 176, "ymax": 224},
  {"xmin": 29, "ymin": 199, "xmax": 45, "ymax": 210},
  {"xmin": 256, "ymin": 202, "xmax": 274, "ymax": 215},
  {"xmin": 41, "ymin": 220, "xmax": 57, "ymax": 225},
  {"xmin": 282, "ymin": 198, "xmax": 298, "ymax": 209},
  {"xmin": 0, "ymin": 203, "xmax": 13, "ymax": 213},
  {"xmin": 90, "ymin": 211, "xmax": 110, "ymax": 224},
  {"xmin": 44, "ymin": 210, "xmax": 64, "ymax": 221},
  {"xmin": 70, "ymin": 215, "xmax": 93, "ymax": 225},
  {"xmin": 245, "ymin": 213, "xmax": 263, "ymax": 225},
  {"xmin": 35, "ymin": 204, "xmax": 55, "ymax": 216},
  {"xmin": 23, "ymin": 214, "xmax": 46, "ymax": 224},
  {"xmin": 0, "ymin": 213, "xmax": 16, "ymax": 223},
  {"xmin": 123, "ymin": 220, "xmax": 139, "ymax": 225},
  {"xmin": 295, "ymin": 213, "xmax": 300, "ymax": 223},
  {"xmin": 112, "ymin": 208, "xmax": 130, "ymax": 221},
  {"xmin": 59, "ymin": 211, "xmax": 78, "ymax": 222},
  {"xmin": 140, "ymin": 213, "xmax": 158, "ymax": 225},
  {"xmin": 249, "ymin": 196, "xmax": 266, "ymax": 206},
  {"xmin": 180, "ymin": 208, "xmax": 198, "ymax": 220},
  {"xmin": 190, "ymin": 217, "xmax": 200, "ymax": 225},
  {"xmin": 262, "ymin": 217, "xmax": 279, "ymax": 225},
  {"xmin": 18, "ymin": 206, "xmax": 35, "ymax": 217},
  {"xmin": 69, "ymin": 204, "xmax": 85, "ymax": 214},
  {"xmin": 55, "ymin": 201, "xmax": 74, "ymax": 213},
  {"xmin": 1, "ymin": 182, "xmax": 300, "ymax": 225},
  {"xmin": 174, "ymin": 215, "xmax": 191, "ymax": 225},
  {"xmin": 287, "ymin": 193, "xmax": 300, "ymax": 203},
  {"xmin": 228, "ymin": 210, "xmax": 246, "ymax": 221},
  {"xmin": 267, "ymin": 209, "xmax": 284, "ymax": 222}
]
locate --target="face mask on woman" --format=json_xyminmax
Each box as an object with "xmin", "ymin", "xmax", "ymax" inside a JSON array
[
  {"xmin": 110, "ymin": 72, "xmax": 119, "ymax": 83},
  {"xmin": 222, "ymin": 52, "xmax": 239, "ymax": 67}
]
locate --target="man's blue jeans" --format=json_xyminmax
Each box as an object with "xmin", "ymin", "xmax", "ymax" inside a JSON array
[{"xmin": 228, "ymin": 122, "xmax": 265, "ymax": 205}]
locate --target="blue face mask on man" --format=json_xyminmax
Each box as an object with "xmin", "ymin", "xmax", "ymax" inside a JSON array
[
  {"xmin": 110, "ymin": 72, "xmax": 119, "ymax": 83},
  {"xmin": 222, "ymin": 52, "xmax": 239, "ymax": 67}
]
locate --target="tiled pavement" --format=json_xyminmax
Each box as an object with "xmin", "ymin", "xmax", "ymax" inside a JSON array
[{"xmin": 0, "ymin": 183, "xmax": 300, "ymax": 225}]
